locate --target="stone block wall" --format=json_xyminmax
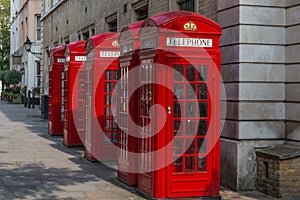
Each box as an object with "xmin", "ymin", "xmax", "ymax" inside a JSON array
[
  {"xmin": 217, "ymin": 0, "xmax": 287, "ymax": 190},
  {"xmin": 286, "ymin": 2, "xmax": 300, "ymax": 143}
]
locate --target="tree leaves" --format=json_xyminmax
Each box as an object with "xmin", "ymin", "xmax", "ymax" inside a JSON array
[{"xmin": 0, "ymin": 0, "xmax": 10, "ymax": 71}]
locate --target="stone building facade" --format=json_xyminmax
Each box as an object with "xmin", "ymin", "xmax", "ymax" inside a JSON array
[
  {"xmin": 219, "ymin": 0, "xmax": 300, "ymax": 190},
  {"xmin": 40, "ymin": 0, "xmax": 300, "ymax": 192},
  {"xmin": 10, "ymin": 0, "xmax": 42, "ymax": 91}
]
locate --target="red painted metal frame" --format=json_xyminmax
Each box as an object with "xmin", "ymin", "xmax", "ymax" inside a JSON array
[
  {"xmin": 137, "ymin": 11, "xmax": 222, "ymax": 199},
  {"xmin": 117, "ymin": 21, "xmax": 143, "ymax": 186},
  {"xmin": 63, "ymin": 41, "xmax": 86, "ymax": 147},
  {"xmin": 48, "ymin": 45, "xmax": 66, "ymax": 136},
  {"xmin": 84, "ymin": 32, "xmax": 120, "ymax": 162}
]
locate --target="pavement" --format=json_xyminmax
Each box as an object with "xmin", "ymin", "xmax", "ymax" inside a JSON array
[{"xmin": 0, "ymin": 100, "xmax": 279, "ymax": 200}]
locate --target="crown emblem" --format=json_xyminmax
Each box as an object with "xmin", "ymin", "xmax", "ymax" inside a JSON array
[
  {"xmin": 112, "ymin": 40, "xmax": 119, "ymax": 46},
  {"xmin": 184, "ymin": 21, "xmax": 197, "ymax": 31}
]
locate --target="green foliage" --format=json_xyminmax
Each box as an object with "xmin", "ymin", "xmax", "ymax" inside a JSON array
[
  {"xmin": 4, "ymin": 70, "xmax": 22, "ymax": 85},
  {"xmin": 0, "ymin": 0, "xmax": 10, "ymax": 71}
]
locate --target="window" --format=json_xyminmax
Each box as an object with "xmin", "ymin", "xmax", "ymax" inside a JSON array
[
  {"xmin": 132, "ymin": 0, "xmax": 148, "ymax": 22},
  {"xmin": 36, "ymin": 15, "xmax": 42, "ymax": 41},
  {"xmin": 90, "ymin": 25, "xmax": 96, "ymax": 36},
  {"xmin": 36, "ymin": 61, "xmax": 41, "ymax": 87},
  {"xmin": 77, "ymin": 24, "xmax": 95, "ymax": 40},
  {"xmin": 178, "ymin": 0, "xmax": 195, "ymax": 12},
  {"xmin": 82, "ymin": 31, "xmax": 89, "ymax": 40},
  {"xmin": 64, "ymin": 36, "xmax": 70, "ymax": 44},
  {"xmin": 136, "ymin": 7, "xmax": 148, "ymax": 21},
  {"xmin": 108, "ymin": 20, "xmax": 117, "ymax": 32},
  {"xmin": 106, "ymin": 13, "xmax": 118, "ymax": 32},
  {"xmin": 77, "ymin": 31, "xmax": 81, "ymax": 40},
  {"xmin": 123, "ymin": 3, "xmax": 128, "ymax": 14}
]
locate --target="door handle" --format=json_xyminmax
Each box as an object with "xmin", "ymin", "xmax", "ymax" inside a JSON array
[{"xmin": 168, "ymin": 106, "xmax": 172, "ymax": 114}]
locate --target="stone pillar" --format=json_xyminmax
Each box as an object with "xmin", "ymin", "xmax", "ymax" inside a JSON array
[{"xmin": 217, "ymin": 0, "xmax": 286, "ymax": 190}]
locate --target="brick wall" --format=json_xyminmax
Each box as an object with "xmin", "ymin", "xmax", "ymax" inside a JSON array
[{"xmin": 256, "ymin": 146, "xmax": 300, "ymax": 199}]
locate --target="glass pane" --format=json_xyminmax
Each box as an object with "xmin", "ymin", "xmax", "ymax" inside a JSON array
[
  {"xmin": 113, "ymin": 120, "xmax": 118, "ymax": 128},
  {"xmin": 112, "ymin": 107, "xmax": 117, "ymax": 117},
  {"xmin": 113, "ymin": 95, "xmax": 118, "ymax": 105},
  {"xmin": 198, "ymin": 84, "xmax": 208, "ymax": 99},
  {"xmin": 186, "ymin": 120, "xmax": 196, "ymax": 136},
  {"xmin": 173, "ymin": 157, "xmax": 183, "ymax": 173},
  {"xmin": 186, "ymin": 84, "xmax": 196, "ymax": 99},
  {"xmin": 106, "ymin": 83, "xmax": 111, "ymax": 93},
  {"xmin": 141, "ymin": 66, "xmax": 146, "ymax": 81},
  {"xmin": 185, "ymin": 156, "xmax": 195, "ymax": 172},
  {"xmin": 197, "ymin": 138, "xmax": 206, "ymax": 154},
  {"xmin": 186, "ymin": 102, "xmax": 196, "ymax": 117},
  {"xmin": 185, "ymin": 138, "xmax": 195, "ymax": 154},
  {"xmin": 106, "ymin": 70, "xmax": 112, "ymax": 80},
  {"xmin": 198, "ymin": 66, "xmax": 208, "ymax": 81},
  {"xmin": 199, "ymin": 102, "xmax": 207, "ymax": 117},
  {"xmin": 198, "ymin": 120, "xmax": 207, "ymax": 136},
  {"xmin": 173, "ymin": 102, "xmax": 182, "ymax": 118},
  {"xmin": 174, "ymin": 84, "xmax": 184, "ymax": 99},
  {"xmin": 186, "ymin": 65, "xmax": 196, "ymax": 81},
  {"xmin": 113, "ymin": 132, "xmax": 118, "ymax": 143},
  {"xmin": 106, "ymin": 95, "xmax": 111, "ymax": 105},
  {"xmin": 114, "ymin": 70, "xmax": 118, "ymax": 80},
  {"xmin": 197, "ymin": 157, "xmax": 207, "ymax": 171},
  {"xmin": 105, "ymin": 107, "xmax": 111, "ymax": 116},
  {"xmin": 174, "ymin": 65, "xmax": 184, "ymax": 81},
  {"xmin": 105, "ymin": 120, "xmax": 110, "ymax": 128},
  {"xmin": 174, "ymin": 120, "xmax": 183, "ymax": 136},
  {"xmin": 173, "ymin": 138, "xmax": 183, "ymax": 154}
]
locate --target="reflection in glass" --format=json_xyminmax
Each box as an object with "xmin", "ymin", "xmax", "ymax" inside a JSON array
[
  {"xmin": 174, "ymin": 120, "xmax": 183, "ymax": 136},
  {"xmin": 185, "ymin": 157, "xmax": 195, "ymax": 172},
  {"xmin": 198, "ymin": 157, "xmax": 207, "ymax": 171},
  {"xmin": 185, "ymin": 138, "xmax": 195, "ymax": 154},
  {"xmin": 198, "ymin": 84, "xmax": 207, "ymax": 99},
  {"xmin": 197, "ymin": 138, "xmax": 206, "ymax": 154},
  {"xmin": 186, "ymin": 65, "xmax": 196, "ymax": 81},
  {"xmin": 174, "ymin": 65, "xmax": 184, "ymax": 81},
  {"xmin": 198, "ymin": 120, "xmax": 207, "ymax": 136},
  {"xmin": 173, "ymin": 102, "xmax": 182, "ymax": 118},
  {"xmin": 186, "ymin": 102, "xmax": 196, "ymax": 117},
  {"xmin": 106, "ymin": 95, "xmax": 111, "ymax": 105},
  {"xmin": 114, "ymin": 70, "xmax": 118, "ymax": 80},
  {"xmin": 106, "ymin": 83, "xmax": 111, "ymax": 93},
  {"xmin": 173, "ymin": 138, "xmax": 183, "ymax": 154},
  {"xmin": 105, "ymin": 107, "xmax": 111, "ymax": 116},
  {"xmin": 174, "ymin": 84, "xmax": 184, "ymax": 99},
  {"xmin": 186, "ymin": 120, "xmax": 196, "ymax": 136},
  {"xmin": 199, "ymin": 102, "xmax": 207, "ymax": 117},
  {"xmin": 113, "ymin": 132, "xmax": 118, "ymax": 143},
  {"xmin": 173, "ymin": 157, "xmax": 183, "ymax": 173},
  {"xmin": 113, "ymin": 120, "xmax": 118, "ymax": 128},
  {"xmin": 106, "ymin": 70, "xmax": 112, "ymax": 80},
  {"xmin": 105, "ymin": 120, "xmax": 110, "ymax": 128},
  {"xmin": 186, "ymin": 84, "xmax": 196, "ymax": 99},
  {"xmin": 198, "ymin": 66, "xmax": 208, "ymax": 81}
]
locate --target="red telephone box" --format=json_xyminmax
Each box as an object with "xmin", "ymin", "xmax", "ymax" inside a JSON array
[
  {"xmin": 63, "ymin": 41, "xmax": 86, "ymax": 147},
  {"xmin": 48, "ymin": 45, "xmax": 66, "ymax": 136},
  {"xmin": 137, "ymin": 11, "xmax": 222, "ymax": 198},
  {"xmin": 117, "ymin": 21, "xmax": 143, "ymax": 186},
  {"xmin": 84, "ymin": 33, "xmax": 120, "ymax": 162}
]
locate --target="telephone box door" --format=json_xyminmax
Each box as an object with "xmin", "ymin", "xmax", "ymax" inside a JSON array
[
  {"xmin": 167, "ymin": 57, "xmax": 216, "ymax": 197},
  {"xmin": 138, "ymin": 59, "xmax": 154, "ymax": 196}
]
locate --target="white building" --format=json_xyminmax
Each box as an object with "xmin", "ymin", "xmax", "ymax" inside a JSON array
[{"xmin": 10, "ymin": 0, "xmax": 42, "ymax": 91}]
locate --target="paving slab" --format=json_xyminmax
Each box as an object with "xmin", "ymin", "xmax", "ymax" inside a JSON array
[{"xmin": 0, "ymin": 100, "xmax": 278, "ymax": 199}]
